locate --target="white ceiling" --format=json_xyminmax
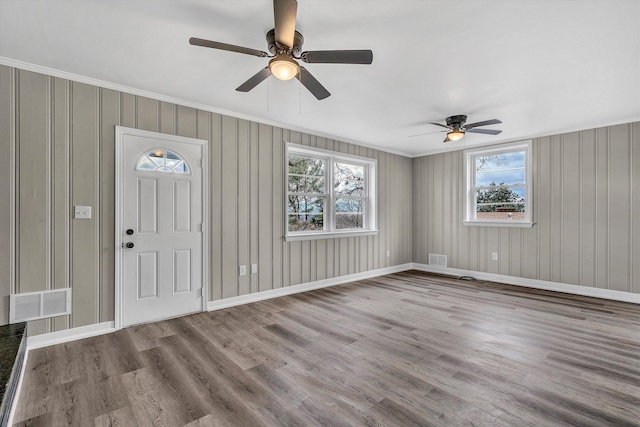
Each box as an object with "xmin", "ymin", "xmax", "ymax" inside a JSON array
[{"xmin": 1, "ymin": 0, "xmax": 639, "ymax": 157}]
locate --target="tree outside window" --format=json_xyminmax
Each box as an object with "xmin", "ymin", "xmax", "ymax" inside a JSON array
[{"xmin": 286, "ymin": 144, "xmax": 377, "ymax": 239}]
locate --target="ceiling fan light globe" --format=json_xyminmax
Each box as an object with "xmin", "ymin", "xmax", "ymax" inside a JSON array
[
  {"xmin": 269, "ymin": 55, "xmax": 299, "ymax": 80},
  {"xmin": 447, "ymin": 130, "xmax": 465, "ymax": 141}
]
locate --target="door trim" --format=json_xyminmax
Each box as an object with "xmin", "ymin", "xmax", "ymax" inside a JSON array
[{"xmin": 114, "ymin": 126, "xmax": 209, "ymax": 330}]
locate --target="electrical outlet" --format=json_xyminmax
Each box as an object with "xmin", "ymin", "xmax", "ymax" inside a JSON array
[
  {"xmin": 251, "ymin": 264, "xmax": 258, "ymax": 274},
  {"xmin": 386, "ymin": 249, "xmax": 390, "ymax": 258},
  {"xmin": 239, "ymin": 265, "xmax": 246, "ymax": 276},
  {"xmin": 492, "ymin": 252, "xmax": 499, "ymax": 261},
  {"xmin": 74, "ymin": 205, "xmax": 92, "ymax": 219}
]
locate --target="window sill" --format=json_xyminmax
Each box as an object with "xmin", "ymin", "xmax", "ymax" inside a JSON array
[
  {"xmin": 284, "ymin": 229, "xmax": 379, "ymax": 242},
  {"xmin": 462, "ymin": 221, "xmax": 534, "ymax": 228}
]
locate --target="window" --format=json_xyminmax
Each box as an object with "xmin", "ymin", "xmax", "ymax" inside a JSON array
[
  {"xmin": 286, "ymin": 143, "xmax": 377, "ymax": 241},
  {"xmin": 136, "ymin": 148, "xmax": 190, "ymax": 174},
  {"xmin": 463, "ymin": 141, "xmax": 533, "ymax": 227}
]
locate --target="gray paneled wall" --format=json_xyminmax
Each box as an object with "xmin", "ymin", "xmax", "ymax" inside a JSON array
[
  {"xmin": 0, "ymin": 65, "xmax": 413, "ymax": 333},
  {"xmin": 413, "ymin": 122, "xmax": 640, "ymax": 294}
]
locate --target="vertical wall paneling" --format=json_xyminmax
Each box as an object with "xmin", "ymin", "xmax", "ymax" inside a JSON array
[
  {"xmin": 136, "ymin": 97, "xmax": 158, "ymax": 132},
  {"xmin": 537, "ymin": 137, "xmax": 552, "ymax": 281},
  {"xmin": 0, "ymin": 66, "xmax": 15, "ymax": 325},
  {"xmin": 70, "ymin": 82, "xmax": 100, "ymax": 328},
  {"xmin": 376, "ymin": 150, "xmax": 383, "ymax": 267},
  {"xmin": 99, "ymin": 88, "xmax": 118, "ymax": 324},
  {"xmin": 273, "ymin": 127, "xmax": 285, "ymax": 289},
  {"xmin": 220, "ymin": 115, "xmax": 238, "ymax": 299},
  {"xmin": 412, "ymin": 121, "xmax": 640, "ymax": 295},
  {"xmin": 632, "ymin": 122, "xmax": 640, "ymax": 293},
  {"xmin": 561, "ymin": 132, "xmax": 581, "ymax": 285},
  {"xmin": 457, "ymin": 152, "xmax": 469, "ymax": 269},
  {"xmin": 509, "ymin": 228, "xmax": 521, "ymax": 278},
  {"xmin": 237, "ymin": 119, "xmax": 250, "ymax": 296},
  {"xmin": 411, "ymin": 158, "xmax": 420, "ymax": 265},
  {"xmin": 448, "ymin": 152, "xmax": 457, "ymax": 268},
  {"xmin": 18, "ymin": 71, "xmax": 50, "ymax": 335},
  {"xmin": 580, "ymin": 129, "xmax": 596, "ymax": 287},
  {"xmin": 257, "ymin": 124, "xmax": 273, "ymax": 292},
  {"xmin": 608, "ymin": 124, "xmax": 631, "ymax": 292},
  {"xmin": 249, "ymin": 122, "xmax": 259, "ymax": 293},
  {"xmin": 177, "ymin": 106, "xmax": 197, "ymax": 139},
  {"xmin": 119, "ymin": 93, "xmax": 135, "ymax": 128},
  {"xmin": 498, "ymin": 228, "xmax": 509, "ymax": 275},
  {"xmin": 160, "ymin": 102, "xmax": 176, "ymax": 135},
  {"xmin": 209, "ymin": 113, "xmax": 222, "ymax": 300},
  {"xmin": 196, "ymin": 109, "xmax": 212, "ymax": 298},
  {"xmin": 594, "ymin": 127, "xmax": 608, "ymax": 288},
  {"xmin": 550, "ymin": 135, "xmax": 563, "ymax": 282},
  {"xmin": 521, "ymin": 139, "xmax": 538, "ymax": 280},
  {"xmin": 52, "ymin": 78, "xmax": 71, "ymax": 331}
]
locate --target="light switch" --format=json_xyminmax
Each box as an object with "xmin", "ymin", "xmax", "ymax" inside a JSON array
[
  {"xmin": 251, "ymin": 264, "xmax": 258, "ymax": 274},
  {"xmin": 74, "ymin": 205, "xmax": 92, "ymax": 219}
]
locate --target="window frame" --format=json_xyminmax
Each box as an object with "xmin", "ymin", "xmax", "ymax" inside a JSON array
[
  {"xmin": 285, "ymin": 143, "xmax": 378, "ymax": 241},
  {"xmin": 463, "ymin": 140, "xmax": 534, "ymax": 228}
]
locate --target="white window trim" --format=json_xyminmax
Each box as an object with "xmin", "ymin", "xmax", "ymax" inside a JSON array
[
  {"xmin": 463, "ymin": 140, "xmax": 534, "ymax": 228},
  {"xmin": 285, "ymin": 143, "xmax": 378, "ymax": 241}
]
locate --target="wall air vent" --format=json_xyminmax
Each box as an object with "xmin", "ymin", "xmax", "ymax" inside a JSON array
[
  {"xmin": 9, "ymin": 288, "xmax": 71, "ymax": 323},
  {"xmin": 428, "ymin": 253, "xmax": 447, "ymax": 267}
]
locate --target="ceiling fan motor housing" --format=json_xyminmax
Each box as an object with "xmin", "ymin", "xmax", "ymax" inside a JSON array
[
  {"xmin": 446, "ymin": 115, "xmax": 467, "ymax": 128},
  {"xmin": 267, "ymin": 28, "xmax": 304, "ymax": 56}
]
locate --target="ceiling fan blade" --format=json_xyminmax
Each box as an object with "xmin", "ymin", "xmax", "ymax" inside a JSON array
[
  {"xmin": 236, "ymin": 67, "xmax": 272, "ymax": 92},
  {"xmin": 429, "ymin": 122, "xmax": 451, "ymax": 129},
  {"xmin": 301, "ymin": 50, "xmax": 373, "ymax": 64},
  {"xmin": 296, "ymin": 66, "xmax": 330, "ymax": 100},
  {"xmin": 274, "ymin": 0, "xmax": 298, "ymax": 48},
  {"xmin": 189, "ymin": 37, "xmax": 269, "ymax": 58},
  {"xmin": 467, "ymin": 128, "xmax": 503, "ymax": 135},
  {"xmin": 409, "ymin": 130, "xmax": 447, "ymax": 138},
  {"xmin": 443, "ymin": 135, "xmax": 453, "ymax": 143},
  {"xmin": 465, "ymin": 119, "xmax": 502, "ymax": 129}
]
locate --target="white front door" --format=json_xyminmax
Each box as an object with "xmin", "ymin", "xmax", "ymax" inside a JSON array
[{"xmin": 116, "ymin": 127, "xmax": 207, "ymax": 328}]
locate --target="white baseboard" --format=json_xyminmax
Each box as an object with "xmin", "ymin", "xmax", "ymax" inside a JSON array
[
  {"xmin": 207, "ymin": 263, "xmax": 413, "ymax": 311},
  {"xmin": 20, "ymin": 262, "xmax": 639, "ymax": 351},
  {"xmin": 411, "ymin": 263, "xmax": 640, "ymax": 304},
  {"xmin": 27, "ymin": 321, "xmax": 116, "ymax": 350}
]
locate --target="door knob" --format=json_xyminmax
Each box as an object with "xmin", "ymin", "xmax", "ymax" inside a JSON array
[
  {"xmin": 125, "ymin": 242, "xmax": 135, "ymax": 249},
  {"xmin": 126, "ymin": 229, "xmax": 134, "ymax": 235}
]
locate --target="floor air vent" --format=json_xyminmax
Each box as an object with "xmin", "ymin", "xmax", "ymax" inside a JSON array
[
  {"xmin": 9, "ymin": 288, "xmax": 71, "ymax": 323},
  {"xmin": 428, "ymin": 253, "xmax": 447, "ymax": 267}
]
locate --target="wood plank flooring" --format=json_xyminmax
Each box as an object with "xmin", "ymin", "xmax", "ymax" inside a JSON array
[{"xmin": 13, "ymin": 271, "xmax": 640, "ymax": 426}]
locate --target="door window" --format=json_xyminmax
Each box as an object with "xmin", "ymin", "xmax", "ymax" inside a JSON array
[{"xmin": 136, "ymin": 148, "xmax": 190, "ymax": 174}]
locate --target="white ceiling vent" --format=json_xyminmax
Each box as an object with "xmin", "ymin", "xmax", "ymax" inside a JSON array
[
  {"xmin": 428, "ymin": 253, "xmax": 447, "ymax": 267},
  {"xmin": 9, "ymin": 288, "xmax": 71, "ymax": 323}
]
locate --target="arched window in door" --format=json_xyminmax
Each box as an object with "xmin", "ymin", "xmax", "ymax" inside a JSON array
[{"xmin": 136, "ymin": 148, "xmax": 191, "ymax": 174}]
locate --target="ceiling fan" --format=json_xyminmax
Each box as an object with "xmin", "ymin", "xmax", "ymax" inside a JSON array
[
  {"xmin": 189, "ymin": 0, "xmax": 373, "ymax": 100},
  {"xmin": 410, "ymin": 115, "xmax": 503, "ymax": 142}
]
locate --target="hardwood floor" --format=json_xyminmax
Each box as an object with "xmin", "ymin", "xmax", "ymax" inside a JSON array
[{"xmin": 13, "ymin": 271, "xmax": 640, "ymax": 426}]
